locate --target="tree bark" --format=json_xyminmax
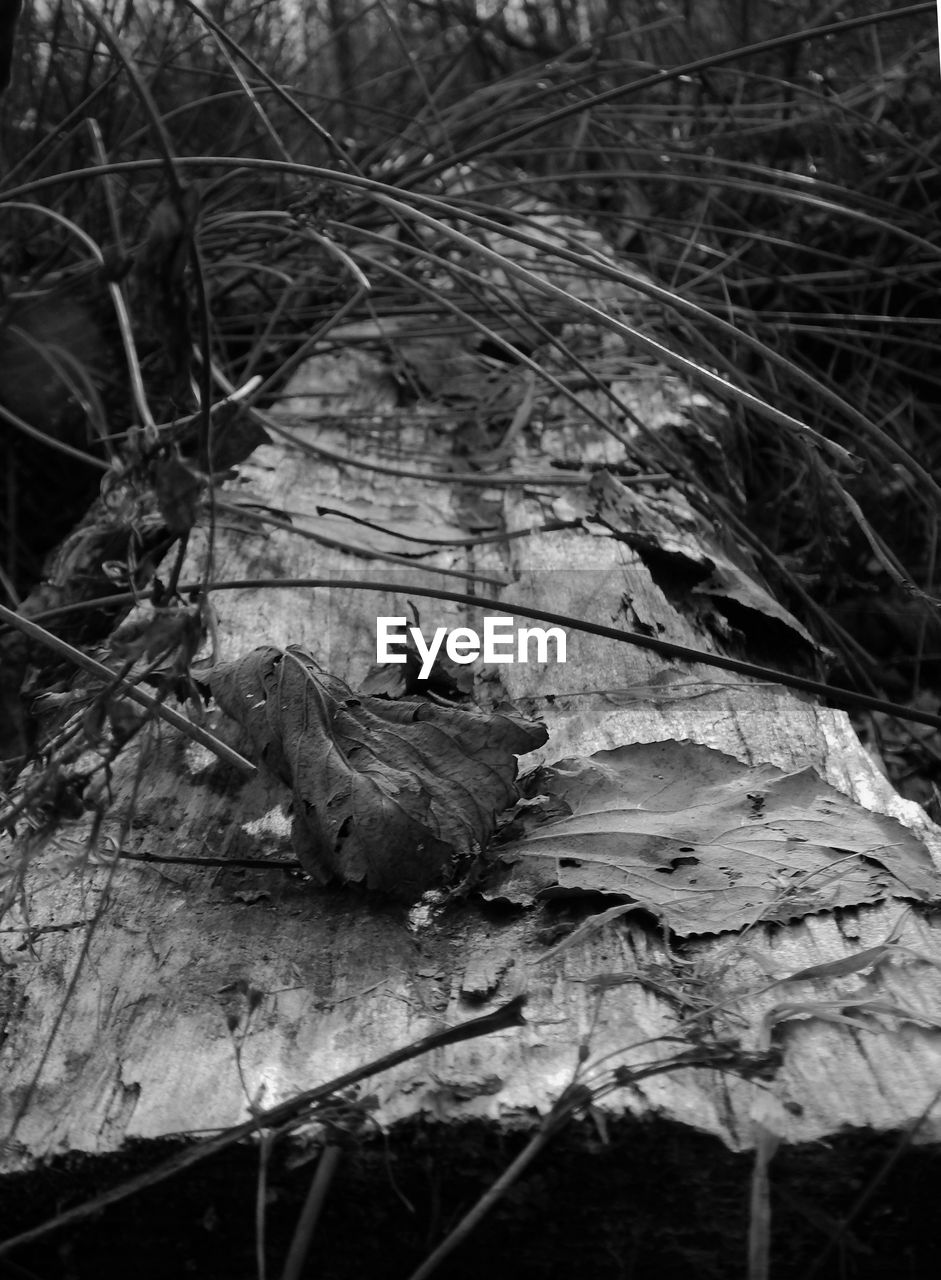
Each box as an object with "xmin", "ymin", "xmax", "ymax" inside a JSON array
[{"xmin": 3, "ymin": 338, "xmax": 940, "ymax": 1174}]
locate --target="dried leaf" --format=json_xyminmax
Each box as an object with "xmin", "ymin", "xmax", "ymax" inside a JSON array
[
  {"xmin": 359, "ymin": 614, "xmax": 474, "ymax": 701},
  {"xmin": 211, "ymin": 645, "xmax": 547, "ymax": 898},
  {"xmin": 153, "ymin": 447, "xmax": 205, "ymax": 535},
  {"xmin": 484, "ymin": 740, "xmax": 940, "ymax": 935},
  {"xmin": 110, "ymin": 605, "xmax": 203, "ymax": 663},
  {"xmin": 590, "ymin": 469, "xmax": 816, "ymax": 650},
  {"xmin": 207, "ymin": 403, "xmax": 270, "ymax": 471}
]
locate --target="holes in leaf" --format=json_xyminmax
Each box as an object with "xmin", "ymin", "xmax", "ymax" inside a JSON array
[{"xmin": 655, "ymin": 854, "xmax": 699, "ymax": 874}]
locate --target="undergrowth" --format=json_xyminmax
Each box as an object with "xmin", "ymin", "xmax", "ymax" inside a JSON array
[{"xmin": 1, "ymin": 1, "xmax": 940, "ymax": 1277}]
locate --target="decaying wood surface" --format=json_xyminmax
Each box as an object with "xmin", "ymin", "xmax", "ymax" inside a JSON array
[{"xmin": 3, "ymin": 345, "xmax": 941, "ymax": 1174}]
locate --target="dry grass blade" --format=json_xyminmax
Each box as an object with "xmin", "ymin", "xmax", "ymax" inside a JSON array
[
  {"xmin": 748, "ymin": 1124, "xmax": 780, "ymax": 1280},
  {"xmin": 279, "ymin": 1143, "xmax": 343, "ymax": 1280},
  {"xmin": 0, "ymin": 602, "xmax": 255, "ymax": 791},
  {"xmin": 403, "ymin": 1086, "xmax": 591, "ymax": 1280},
  {"xmin": 0, "ymin": 996, "xmax": 527, "ymax": 1258}
]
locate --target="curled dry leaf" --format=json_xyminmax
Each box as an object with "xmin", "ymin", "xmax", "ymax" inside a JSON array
[
  {"xmin": 589, "ymin": 469, "xmax": 816, "ymax": 652},
  {"xmin": 211, "ymin": 645, "xmax": 547, "ymax": 898}
]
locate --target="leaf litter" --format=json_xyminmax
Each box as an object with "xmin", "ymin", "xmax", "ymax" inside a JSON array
[
  {"xmin": 212, "ymin": 646, "xmax": 939, "ymax": 933},
  {"xmin": 483, "ymin": 740, "xmax": 940, "ymax": 936},
  {"xmin": 212, "ymin": 645, "xmax": 547, "ymax": 898}
]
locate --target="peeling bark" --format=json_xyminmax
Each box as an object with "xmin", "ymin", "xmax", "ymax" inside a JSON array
[{"xmin": 3, "ymin": 345, "xmax": 941, "ymax": 1187}]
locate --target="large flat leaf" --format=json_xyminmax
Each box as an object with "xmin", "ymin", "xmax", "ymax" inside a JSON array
[
  {"xmin": 484, "ymin": 741, "xmax": 940, "ymax": 935},
  {"xmin": 212, "ymin": 645, "xmax": 547, "ymax": 898}
]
